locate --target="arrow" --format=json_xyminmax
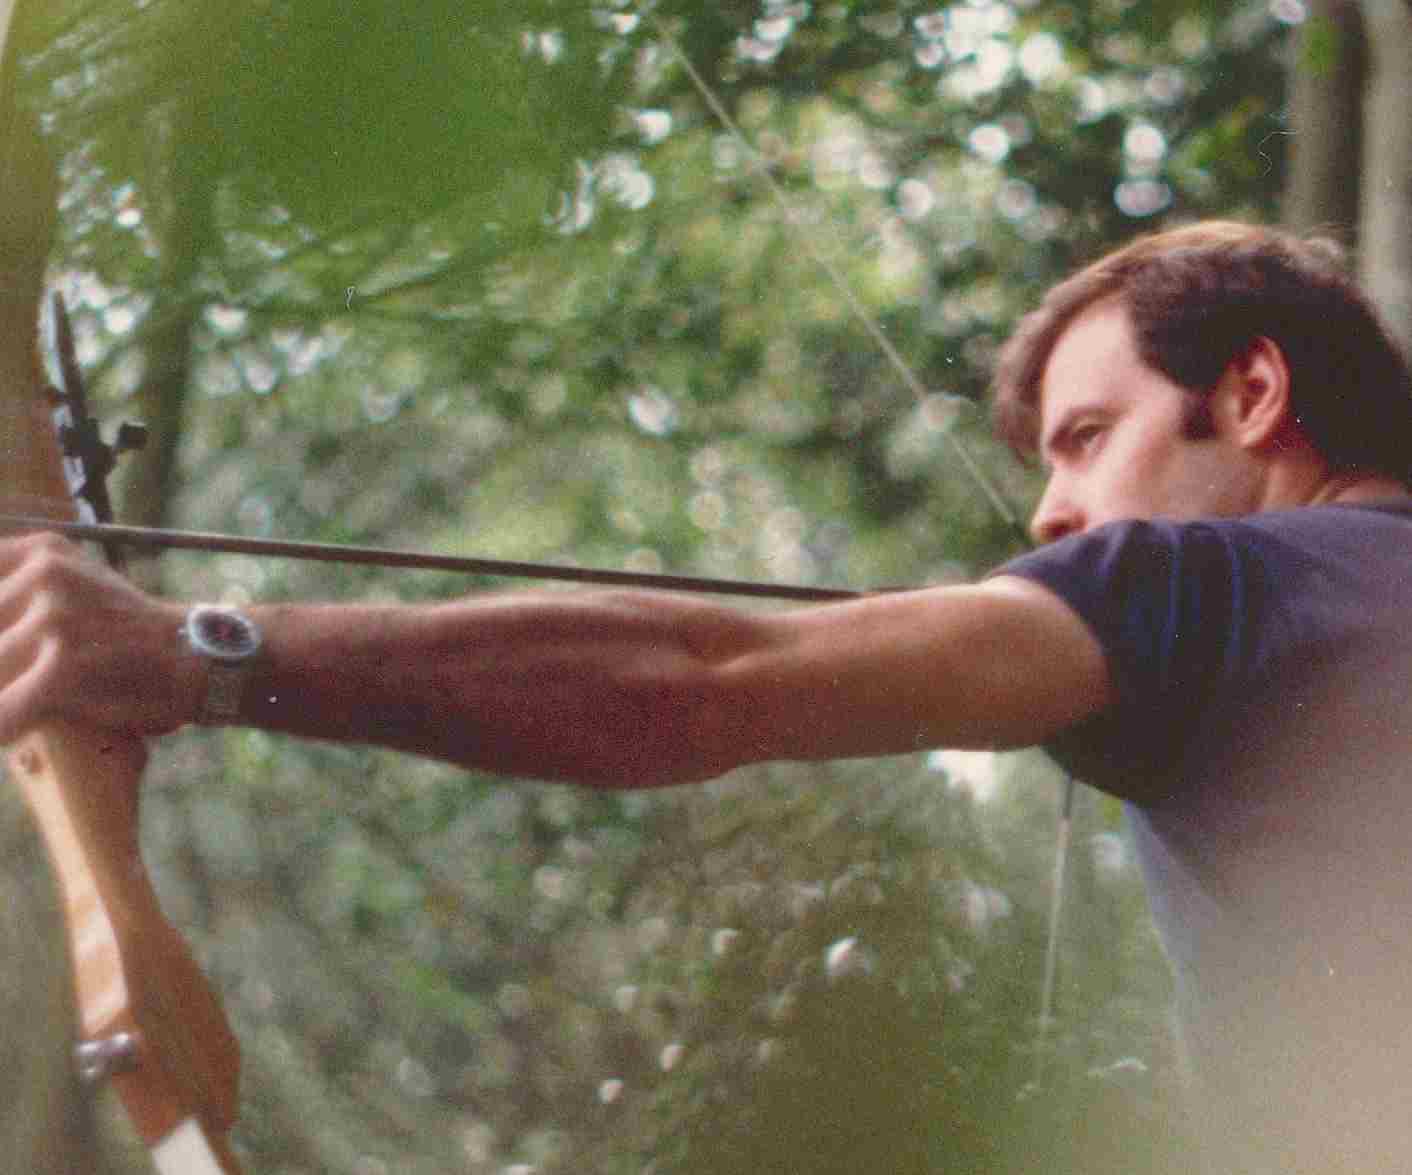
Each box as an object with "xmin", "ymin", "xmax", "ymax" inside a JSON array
[{"xmin": 0, "ymin": 513, "xmax": 875, "ymax": 601}]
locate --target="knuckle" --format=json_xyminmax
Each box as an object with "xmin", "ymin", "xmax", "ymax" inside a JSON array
[
  {"xmin": 27, "ymin": 587, "xmax": 65, "ymax": 627},
  {"xmin": 24, "ymin": 546, "xmax": 73, "ymax": 586},
  {"xmin": 30, "ymin": 634, "xmax": 74, "ymax": 702},
  {"xmin": 22, "ymin": 543, "xmax": 84, "ymax": 595},
  {"xmin": 21, "ymin": 532, "xmax": 73, "ymax": 563},
  {"xmin": 21, "ymin": 592, "xmax": 80, "ymax": 663}
]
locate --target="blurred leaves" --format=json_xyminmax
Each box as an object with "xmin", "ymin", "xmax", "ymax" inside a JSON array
[{"xmin": 22, "ymin": 0, "xmax": 638, "ymax": 231}]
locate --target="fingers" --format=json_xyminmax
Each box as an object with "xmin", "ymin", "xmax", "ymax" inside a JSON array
[
  {"xmin": 0, "ymin": 530, "xmax": 80, "ymax": 577},
  {"xmin": 0, "ymin": 545, "xmax": 89, "ymax": 740},
  {"xmin": 0, "ymin": 533, "xmax": 110, "ymax": 629},
  {"xmin": 0, "ymin": 539, "xmax": 85, "ymax": 730},
  {"xmin": 0, "ymin": 535, "xmax": 111, "ymax": 664},
  {"xmin": 0, "ymin": 631, "xmax": 60, "ymax": 744},
  {"xmin": 0, "ymin": 532, "xmax": 180, "ymax": 739}
]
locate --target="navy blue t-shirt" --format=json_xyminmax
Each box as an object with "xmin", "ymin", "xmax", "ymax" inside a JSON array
[{"xmin": 996, "ymin": 500, "xmax": 1412, "ymax": 1172}]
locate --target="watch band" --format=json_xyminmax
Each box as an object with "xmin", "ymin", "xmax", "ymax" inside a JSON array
[
  {"xmin": 183, "ymin": 604, "xmax": 261, "ymax": 725},
  {"xmin": 200, "ymin": 659, "xmax": 248, "ymax": 725}
]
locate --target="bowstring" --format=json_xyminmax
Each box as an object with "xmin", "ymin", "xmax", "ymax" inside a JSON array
[
  {"xmin": 655, "ymin": 15, "xmax": 1077, "ymax": 1092},
  {"xmin": 655, "ymin": 19, "xmax": 1028, "ymax": 545}
]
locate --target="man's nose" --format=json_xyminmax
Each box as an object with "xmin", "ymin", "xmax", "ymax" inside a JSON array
[{"xmin": 1029, "ymin": 479, "xmax": 1084, "ymax": 545}]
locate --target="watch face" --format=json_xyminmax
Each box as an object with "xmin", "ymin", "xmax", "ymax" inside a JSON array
[{"xmin": 189, "ymin": 606, "xmax": 261, "ymax": 660}]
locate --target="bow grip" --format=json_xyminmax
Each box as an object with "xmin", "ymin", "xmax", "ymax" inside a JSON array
[{"xmin": 8, "ymin": 729, "xmax": 242, "ymax": 1159}]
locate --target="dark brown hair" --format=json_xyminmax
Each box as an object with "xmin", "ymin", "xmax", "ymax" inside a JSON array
[{"xmin": 991, "ymin": 221, "xmax": 1412, "ymax": 483}]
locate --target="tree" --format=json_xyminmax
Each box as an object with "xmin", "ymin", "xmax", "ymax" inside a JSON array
[{"xmin": 1283, "ymin": 0, "xmax": 1412, "ymax": 346}]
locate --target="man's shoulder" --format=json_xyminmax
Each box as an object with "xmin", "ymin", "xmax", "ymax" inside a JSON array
[
  {"xmin": 1220, "ymin": 499, "xmax": 1412, "ymax": 579},
  {"xmin": 990, "ymin": 502, "xmax": 1412, "ymax": 749},
  {"xmin": 1239, "ymin": 497, "xmax": 1412, "ymax": 539},
  {"xmin": 998, "ymin": 499, "xmax": 1412, "ymax": 585}
]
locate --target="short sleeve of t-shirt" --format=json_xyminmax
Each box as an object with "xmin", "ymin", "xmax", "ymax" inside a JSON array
[{"xmin": 992, "ymin": 518, "xmax": 1276, "ymax": 800}]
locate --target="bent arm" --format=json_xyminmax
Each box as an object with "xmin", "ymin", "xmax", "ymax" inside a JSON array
[{"xmin": 238, "ymin": 574, "xmax": 1111, "ymax": 786}]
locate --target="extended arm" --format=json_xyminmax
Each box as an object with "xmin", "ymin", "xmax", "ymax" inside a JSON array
[{"xmin": 0, "ymin": 534, "xmax": 1111, "ymax": 787}]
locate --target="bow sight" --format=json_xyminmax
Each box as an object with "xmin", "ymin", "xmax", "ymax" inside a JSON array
[{"xmin": 44, "ymin": 291, "xmax": 148, "ymax": 567}]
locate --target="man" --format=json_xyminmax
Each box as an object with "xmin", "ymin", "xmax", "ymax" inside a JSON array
[{"xmin": 3, "ymin": 220, "xmax": 1410, "ymax": 1170}]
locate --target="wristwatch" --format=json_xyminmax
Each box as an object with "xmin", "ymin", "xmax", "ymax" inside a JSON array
[{"xmin": 183, "ymin": 604, "xmax": 262, "ymax": 725}]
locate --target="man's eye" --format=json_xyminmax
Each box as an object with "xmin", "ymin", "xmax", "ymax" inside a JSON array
[{"xmin": 1072, "ymin": 423, "xmax": 1104, "ymax": 448}]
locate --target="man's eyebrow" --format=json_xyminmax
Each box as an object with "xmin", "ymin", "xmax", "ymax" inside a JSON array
[
  {"xmin": 1039, "ymin": 408, "xmax": 1082, "ymax": 459},
  {"xmin": 1039, "ymin": 403, "xmax": 1106, "ymax": 464}
]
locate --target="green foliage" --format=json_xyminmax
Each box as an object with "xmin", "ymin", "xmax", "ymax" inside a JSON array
[
  {"xmin": 20, "ymin": 0, "xmax": 639, "ymax": 234},
  {"xmin": 620, "ymin": 765, "xmax": 1031, "ymax": 1175},
  {"xmin": 213, "ymin": 1, "xmax": 630, "ymax": 228}
]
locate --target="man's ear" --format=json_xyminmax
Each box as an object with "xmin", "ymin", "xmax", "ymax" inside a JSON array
[{"xmin": 1215, "ymin": 336, "xmax": 1294, "ymax": 452}]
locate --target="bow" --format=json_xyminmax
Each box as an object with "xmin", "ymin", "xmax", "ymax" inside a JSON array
[{"xmin": 0, "ymin": 8, "xmax": 243, "ymax": 1166}]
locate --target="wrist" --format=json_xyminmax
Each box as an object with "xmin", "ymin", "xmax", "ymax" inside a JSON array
[{"xmin": 181, "ymin": 603, "xmax": 263, "ymax": 726}]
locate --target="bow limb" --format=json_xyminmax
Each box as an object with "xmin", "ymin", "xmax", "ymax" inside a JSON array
[{"xmin": 0, "ymin": 24, "xmax": 242, "ymax": 1172}]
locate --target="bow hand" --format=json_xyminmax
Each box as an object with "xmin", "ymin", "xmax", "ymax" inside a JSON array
[{"xmin": 0, "ymin": 532, "xmax": 196, "ymax": 742}]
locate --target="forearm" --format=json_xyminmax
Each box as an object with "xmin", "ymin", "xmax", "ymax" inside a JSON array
[{"xmin": 235, "ymin": 592, "xmax": 765, "ymax": 787}]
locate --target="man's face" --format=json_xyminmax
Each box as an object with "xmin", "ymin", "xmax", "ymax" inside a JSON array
[{"xmin": 1028, "ymin": 300, "xmax": 1258, "ymax": 544}]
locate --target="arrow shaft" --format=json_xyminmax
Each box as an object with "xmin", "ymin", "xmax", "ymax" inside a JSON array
[{"xmin": 0, "ymin": 514, "xmax": 870, "ymax": 602}]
